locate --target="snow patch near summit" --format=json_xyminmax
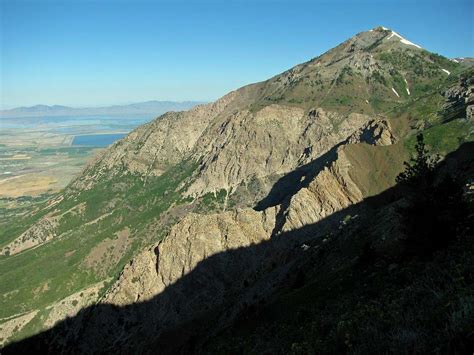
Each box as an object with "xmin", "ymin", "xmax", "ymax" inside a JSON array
[
  {"xmin": 392, "ymin": 88, "xmax": 400, "ymax": 98},
  {"xmin": 387, "ymin": 31, "xmax": 422, "ymax": 49},
  {"xmin": 441, "ymin": 69, "xmax": 451, "ymax": 75},
  {"xmin": 400, "ymin": 38, "xmax": 422, "ymax": 48}
]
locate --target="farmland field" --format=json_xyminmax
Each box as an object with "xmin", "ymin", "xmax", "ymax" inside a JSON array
[{"xmin": 0, "ymin": 115, "xmax": 154, "ymax": 207}]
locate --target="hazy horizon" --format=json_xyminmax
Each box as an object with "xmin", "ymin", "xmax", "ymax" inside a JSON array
[{"xmin": 0, "ymin": 99, "xmax": 206, "ymax": 111}]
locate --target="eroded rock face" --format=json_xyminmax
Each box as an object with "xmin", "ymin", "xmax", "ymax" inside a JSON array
[
  {"xmin": 186, "ymin": 106, "xmax": 376, "ymax": 197},
  {"xmin": 442, "ymin": 75, "xmax": 474, "ymax": 121},
  {"xmin": 0, "ymin": 215, "xmax": 58, "ymax": 256},
  {"xmin": 105, "ymin": 208, "xmax": 277, "ymax": 307},
  {"xmin": 71, "ymin": 118, "xmax": 399, "ymax": 352},
  {"xmin": 0, "ymin": 104, "xmax": 399, "ymax": 350},
  {"xmin": 69, "ymin": 91, "xmax": 240, "ymax": 191},
  {"xmin": 0, "ymin": 106, "xmax": 396, "ymax": 348},
  {"xmin": 107, "ymin": 119, "xmax": 396, "ymax": 307},
  {"xmin": 280, "ymin": 148, "xmax": 364, "ymax": 233},
  {"xmin": 347, "ymin": 119, "xmax": 396, "ymax": 146},
  {"xmin": 279, "ymin": 119, "xmax": 397, "ymax": 233},
  {"xmin": 54, "ymin": 208, "xmax": 281, "ymax": 352}
]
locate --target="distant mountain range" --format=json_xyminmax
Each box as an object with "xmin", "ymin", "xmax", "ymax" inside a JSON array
[
  {"xmin": 453, "ymin": 57, "xmax": 474, "ymax": 67},
  {"xmin": 0, "ymin": 100, "xmax": 205, "ymax": 118}
]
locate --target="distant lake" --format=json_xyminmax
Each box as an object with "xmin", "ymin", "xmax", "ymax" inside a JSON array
[{"xmin": 72, "ymin": 133, "xmax": 127, "ymax": 147}]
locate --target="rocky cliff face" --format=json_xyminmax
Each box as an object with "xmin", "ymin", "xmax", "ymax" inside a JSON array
[
  {"xmin": 68, "ymin": 26, "xmax": 457, "ymax": 199},
  {"xmin": 186, "ymin": 106, "xmax": 378, "ymax": 197},
  {"xmin": 69, "ymin": 91, "xmax": 241, "ymax": 191},
  {"xmin": 442, "ymin": 70, "xmax": 474, "ymax": 121},
  {"xmin": 66, "ymin": 118, "xmax": 402, "ymax": 353},
  {"xmin": 279, "ymin": 119, "xmax": 397, "ymax": 233},
  {"xmin": 105, "ymin": 207, "xmax": 278, "ymax": 308}
]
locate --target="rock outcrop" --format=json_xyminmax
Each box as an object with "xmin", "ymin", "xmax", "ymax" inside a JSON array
[
  {"xmin": 0, "ymin": 215, "xmax": 58, "ymax": 256},
  {"xmin": 105, "ymin": 208, "xmax": 278, "ymax": 307},
  {"xmin": 186, "ymin": 106, "xmax": 377, "ymax": 197},
  {"xmin": 104, "ymin": 119, "xmax": 398, "ymax": 310},
  {"xmin": 67, "ymin": 118, "xmax": 401, "ymax": 353},
  {"xmin": 69, "ymin": 91, "xmax": 241, "ymax": 191},
  {"xmin": 279, "ymin": 147, "xmax": 364, "ymax": 233},
  {"xmin": 442, "ymin": 72, "xmax": 474, "ymax": 121},
  {"xmin": 67, "ymin": 26, "xmax": 455, "ymax": 198}
]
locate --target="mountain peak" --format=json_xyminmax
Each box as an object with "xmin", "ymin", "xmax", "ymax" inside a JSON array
[
  {"xmin": 334, "ymin": 26, "xmax": 423, "ymax": 56},
  {"xmin": 367, "ymin": 26, "xmax": 422, "ymax": 49},
  {"xmin": 245, "ymin": 25, "xmax": 457, "ymax": 117},
  {"xmin": 385, "ymin": 30, "xmax": 422, "ymax": 49},
  {"xmin": 371, "ymin": 25, "xmax": 391, "ymax": 32}
]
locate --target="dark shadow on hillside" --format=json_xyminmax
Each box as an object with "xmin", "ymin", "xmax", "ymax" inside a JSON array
[
  {"xmin": 3, "ymin": 142, "xmax": 473, "ymax": 355},
  {"xmin": 255, "ymin": 120, "xmax": 401, "ymax": 212},
  {"xmin": 255, "ymin": 144, "xmax": 341, "ymax": 211}
]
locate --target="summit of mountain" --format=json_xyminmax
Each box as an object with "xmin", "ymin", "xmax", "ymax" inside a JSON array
[{"xmin": 69, "ymin": 26, "xmax": 461, "ymax": 197}]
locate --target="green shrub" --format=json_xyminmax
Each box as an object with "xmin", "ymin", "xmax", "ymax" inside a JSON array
[{"xmin": 396, "ymin": 134, "xmax": 468, "ymax": 257}]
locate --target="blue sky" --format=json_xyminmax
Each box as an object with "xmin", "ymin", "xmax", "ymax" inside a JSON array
[{"xmin": 1, "ymin": 0, "xmax": 473, "ymax": 109}]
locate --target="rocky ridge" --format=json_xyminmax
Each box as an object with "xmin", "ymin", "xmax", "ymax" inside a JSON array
[
  {"xmin": 68, "ymin": 119, "xmax": 401, "ymax": 352},
  {"xmin": 68, "ymin": 26, "xmax": 457, "ymax": 200},
  {"xmin": 442, "ymin": 71, "xmax": 474, "ymax": 121}
]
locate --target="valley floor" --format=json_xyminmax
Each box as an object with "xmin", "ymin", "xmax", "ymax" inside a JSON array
[{"xmin": 0, "ymin": 114, "xmax": 153, "ymax": 208}]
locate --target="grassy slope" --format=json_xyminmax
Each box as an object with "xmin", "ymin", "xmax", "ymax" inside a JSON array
[
  {"xmin": 250, "ymin": 37, "xmax": 463, "ymax": 118},
  {"xmin": 0, "ymin": 160, "xmax": 197, "ymax": 339},
  {"xmin": 406, "ymin": 118, "xmax": 474, "ymax": 155}
]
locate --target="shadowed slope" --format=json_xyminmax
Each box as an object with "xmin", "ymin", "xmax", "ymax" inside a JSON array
[{"xmin": 3, "ymin": 142, "xmax": 472, "ymax": 354}]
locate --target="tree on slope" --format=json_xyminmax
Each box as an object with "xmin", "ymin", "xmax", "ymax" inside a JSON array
[{"xmin": 396, "ymin": 133, "xmax": 467, "ymax": 257}]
